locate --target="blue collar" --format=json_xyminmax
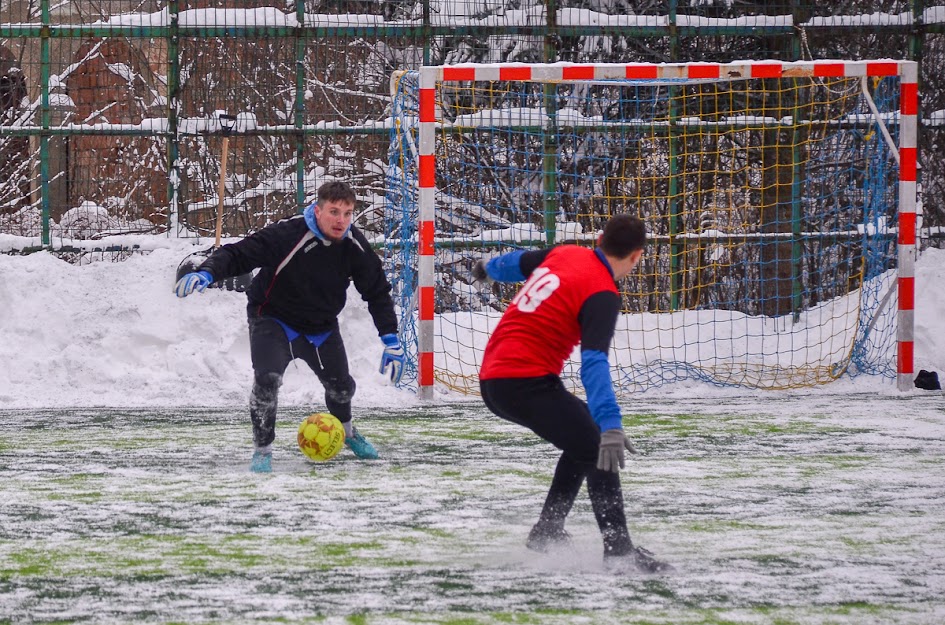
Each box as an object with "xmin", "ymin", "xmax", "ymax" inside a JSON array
[
  {"xmin": 303, "ymin": 204, "xmax": 351, "ymax": 242},
  {"xmin": 303, "ymin": 204, "xmax": 327, "ymax": 241},
  {"xmin": 594, "ymin": 248, "xmax": 615, "ymax": 281}
]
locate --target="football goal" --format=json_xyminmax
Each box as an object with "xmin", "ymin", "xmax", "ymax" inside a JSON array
[{"xmin": 384, "ymin": 60, "xmax": 918, "ymax": 399}]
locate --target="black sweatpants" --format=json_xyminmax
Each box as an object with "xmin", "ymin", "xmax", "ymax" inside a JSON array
[
  {"xmin": 480, "ymin": 375, "xmax": 633, "ymax": 555},
  {"xmin": 247, "ymin": 308, "xmax": 356, "ymax": 448}
]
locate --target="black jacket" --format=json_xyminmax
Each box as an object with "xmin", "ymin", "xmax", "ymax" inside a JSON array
[{"xmin": 199, "ymin": 215, "xmax": 398, "ymax": 336}]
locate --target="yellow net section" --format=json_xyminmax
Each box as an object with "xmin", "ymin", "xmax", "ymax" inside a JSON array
[{"xmin": 386, "ymin": 71, "xmax": 901, "ymax": 395}]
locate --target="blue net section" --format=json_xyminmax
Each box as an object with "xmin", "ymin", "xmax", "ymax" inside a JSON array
[{"xmin": 384, "ymin": 71, "xmax": 421, "ymax": 390}]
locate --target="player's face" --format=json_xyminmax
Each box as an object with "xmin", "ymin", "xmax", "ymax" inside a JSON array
[{"xmin": 315, "ymin": 199, "xmax": 355, "ymax": 242}]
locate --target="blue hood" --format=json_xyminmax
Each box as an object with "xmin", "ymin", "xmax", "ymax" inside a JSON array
[{"xmin": 303, "ymin": 203, "xmax": 351, "ymax": 241}]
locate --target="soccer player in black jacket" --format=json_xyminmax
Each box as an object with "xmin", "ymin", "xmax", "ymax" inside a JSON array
[{"xmin": 174, "ymin": 181, "xmax": 405, "ymax": 473}]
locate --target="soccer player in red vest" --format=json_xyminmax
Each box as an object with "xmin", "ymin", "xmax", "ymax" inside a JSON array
[{"xmin": 474, "ymin": 214, "xmax": 672, "ymax": 573}]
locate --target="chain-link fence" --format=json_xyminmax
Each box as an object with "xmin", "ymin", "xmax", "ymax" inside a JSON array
[{"xmin": 0, "ymin": 1, "xmax": 942, "ymax": 251}]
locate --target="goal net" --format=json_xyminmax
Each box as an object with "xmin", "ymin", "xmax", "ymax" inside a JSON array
[{"xmin": 385, "ymin": 61, "xmax": 918, "ymax": 398}]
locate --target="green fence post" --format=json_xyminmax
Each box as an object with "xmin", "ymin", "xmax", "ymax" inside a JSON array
[
  {"xmin": 791, "ymin": 95, "xmax": 804, "ymax": 323},
  {"xmin": 167, "ymin": 0, "xmax": 181, "ymax": 235},
  {"xmin": 543, "ymin": 0, "xmax": 558, "ymax": 246},
  {"xmin": 39, "ymin": 0, "xmax": 50, "ymax": 247},
  {"xmin": 422, "ymin": 0, "xmax": 430, "ymax": 65},
  {"xmin": 668, "ymin": 0, "xmax": 682, "ymax": 311},
  {"xmin": 791, "ymin": 1, "xmax": 805, "ymax": 322},
  {"xmin": 296, "ymin": 0, "xmax": 306, "ymax": 212}
]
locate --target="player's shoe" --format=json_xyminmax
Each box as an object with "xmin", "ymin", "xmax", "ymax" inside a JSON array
[
  {"xmin": 249, "ymin": 450, "xmax": 272, "ymax": 473},
  {"xmin": 525, "ymin": 524, "xmax": 573, "ymax": 553},
  {"xmin": 604, "ymin": 546, "xmax": 674, "ymax": 574},
  {"xmin": 345, "ymin": 427, "xmax": 379, "ymax": 460}
]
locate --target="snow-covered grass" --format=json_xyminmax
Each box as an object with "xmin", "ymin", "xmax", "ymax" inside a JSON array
[
  {"xmin": 1, "ymin": 233, "xmax": 945, "ymax": 623},
  {"xmin": 2, "ymin": 393, "xmax": 943, "ymax": 624}
]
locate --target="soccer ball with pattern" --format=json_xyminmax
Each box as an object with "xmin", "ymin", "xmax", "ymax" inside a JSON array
[{"xmin": 297, "ymin": 413, "xmax": 345, "ymax": 461}]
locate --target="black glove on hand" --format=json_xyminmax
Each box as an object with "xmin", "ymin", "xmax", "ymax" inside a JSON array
[
  {"xmin": 472, "ymin": 259, "xmax": 492, "ymax": 285},
  {"xmin": 596, "ymin": 428, "xmax": 638, "ymax": 472}
]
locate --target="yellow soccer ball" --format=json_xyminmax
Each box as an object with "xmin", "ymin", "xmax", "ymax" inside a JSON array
[{"xmin": 297, "ymin": 413, "xmax": 345, "ymax": 462}]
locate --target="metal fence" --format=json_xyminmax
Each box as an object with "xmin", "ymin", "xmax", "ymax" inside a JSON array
[{"xmin": 0, "ymin": 0, "xmax": 943, "ymax": 249}]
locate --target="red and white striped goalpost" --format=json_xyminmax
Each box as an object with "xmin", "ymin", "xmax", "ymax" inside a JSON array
[{"xmin": 415, "ymin": 60, "xmax": 918, "ymax": 399}]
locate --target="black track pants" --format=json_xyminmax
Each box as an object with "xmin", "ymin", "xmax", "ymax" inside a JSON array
[
  {"xmin": 247, "ymin": 308, "xmax": 356, "ymax": 447},
  {"xmin": 480, "ymin": 375, "xmax": 633, "ymax": 554}
]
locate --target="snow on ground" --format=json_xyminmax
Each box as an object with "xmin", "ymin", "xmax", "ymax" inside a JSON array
[{"xmin": 1, "ymin": 245, "xmax": 944, "ymax": 409}]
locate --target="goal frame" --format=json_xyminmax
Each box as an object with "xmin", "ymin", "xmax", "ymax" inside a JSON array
[{"xmin": 413, "ymin": 60, "xmax": 918, "ymax": 399}]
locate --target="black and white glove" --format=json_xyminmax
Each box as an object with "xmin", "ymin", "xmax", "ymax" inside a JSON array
[
  {"xmin": 596, "ymin": 428, "xmax": 638, "ymax": 472},
  {"xmin": 471, "ymin": 259, "xmax": 492, "ymax": 286}
]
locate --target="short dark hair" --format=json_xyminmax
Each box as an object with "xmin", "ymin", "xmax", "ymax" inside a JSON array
[
  {"xmin": 598, "ymin": 214, "xmax": 646, "ymax": 258},
  {"xmin": 317, "ymin": 181, "xmax": 356, "ymax": 206}
]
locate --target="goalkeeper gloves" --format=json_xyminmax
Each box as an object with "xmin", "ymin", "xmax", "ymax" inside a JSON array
[
  {"xmin": 174, "ymin": 270, "xmax": 213, "ymax": 298},
  {"xmin": 471, "ymin": 259, "xmax": 492, "ymax": 286},
  {"xmin": 596, "ymin": 428, "xmax": 638, "ymax": 472},
  {"xmin": 379, "ymin": 333, "xmax": 405, "ymax": 385}
]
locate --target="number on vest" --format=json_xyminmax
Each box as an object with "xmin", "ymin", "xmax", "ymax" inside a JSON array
[{"xmin": 512, "ymin": 267, "xmax": 561, "ymax": 312}]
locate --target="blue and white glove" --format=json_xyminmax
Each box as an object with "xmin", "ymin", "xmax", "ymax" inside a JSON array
[
  {"xmin": 174, "ymin": 270, "xmax": 213, "ymax": 298},
  {"xmin": 379, "ymin": 333, "xmax": 405, "ymax": 385}
]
